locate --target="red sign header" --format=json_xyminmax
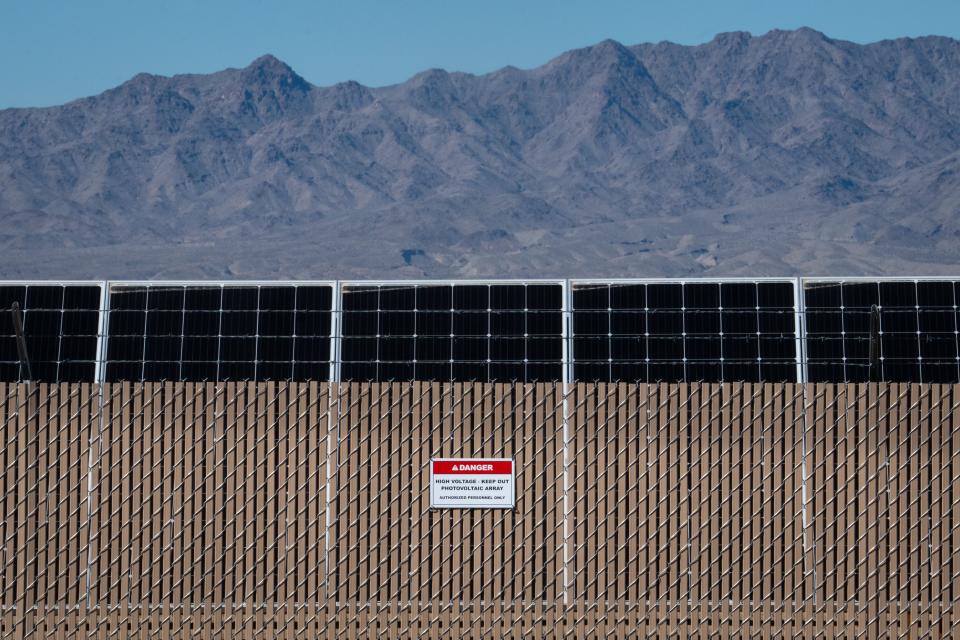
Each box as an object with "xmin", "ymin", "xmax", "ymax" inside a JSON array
[{"xmin": 432, "ymin": 460, "xmax": 513, "ymax": 475}]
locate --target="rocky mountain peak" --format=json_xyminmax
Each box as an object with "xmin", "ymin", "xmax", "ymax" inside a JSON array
[
  {"xmin": 238, "ymin": 54, "xmax": 311, "ymax": 95},
  {"xmin": 225, "ymin": 54, "xmax": 314, "ymax": 122},
  {"xmin": 241, "ymin": 54, "xmax": 309, "ymax": 87}
]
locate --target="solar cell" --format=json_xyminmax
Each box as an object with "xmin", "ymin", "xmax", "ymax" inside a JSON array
[
  {"xmin": 143, "ymin": 286, "xmax": 184, "ymax": 381},
  {"xmin": 180, "ymin": 286, "xmax": 221, "ymax": 381},
  {"xmin": 684, "ymin": 283, "xmax": 721, "ymax": 382},
  {"xmin": 0, "ymin": 286, "xmax": 24, "ymax": 381},
  {"xmin": 293, "ymin": 285, "xmax": 333, "ymax": 381},
  {"xmin": 758, "ymin": 282, "xmax": 798, "ymax": 381},
  {"xmin": 917, "ymin": 281, "xmax": 960, "ymax": 382},
  {"xmin": 256, "ymin": 286, "xmax": 295, "ymax": 381},
  {"xmin": 219, "ymin": 287, "xmax": 258, "ymax": 381}
]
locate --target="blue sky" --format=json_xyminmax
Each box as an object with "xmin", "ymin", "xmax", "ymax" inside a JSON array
[{"xmin": 2, "ymin": 0, "xmax": 958, "ymax": 108}]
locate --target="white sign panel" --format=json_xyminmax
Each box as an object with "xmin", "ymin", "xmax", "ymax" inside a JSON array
[{"xmin": 430, "ymin": 458, "xmax": 515, "ymax": 509}]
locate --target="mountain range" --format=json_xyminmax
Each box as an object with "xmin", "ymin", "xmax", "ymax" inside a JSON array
[{"xmin": 1, "ymin": 28, "xmax": 958, "ymax": 279}]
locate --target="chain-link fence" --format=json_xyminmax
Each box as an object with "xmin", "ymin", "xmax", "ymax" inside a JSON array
[{"xmin": 2, "ymin": 381, "xmax": 959, "ymax": 637}]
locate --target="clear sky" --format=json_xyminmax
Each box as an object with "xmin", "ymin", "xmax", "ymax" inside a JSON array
[{"xmin": 2, "ymin": 0, "xmax": 958, "ymax": 108}]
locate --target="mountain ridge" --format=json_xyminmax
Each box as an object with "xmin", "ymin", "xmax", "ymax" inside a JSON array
[{"xmin": 0, "ymin": 28, "xmax": 958, "ymax": 279}]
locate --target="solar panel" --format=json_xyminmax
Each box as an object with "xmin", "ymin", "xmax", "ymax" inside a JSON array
[
  {"xmin": 804, "ymin": 279, "xmax": 960, "ymax": 383},
  {"xmin": 0, "ymin": 283, "xmax": 102, "ymax": 382},
  {"xmin": 105, "ymin": 284, "xmax": 333, "ymax": 382},
  {"xmin": 339, "ymin": 283, "xmax": 563, "ymax": 382},
  {"xmin": 572, "ymin": 281, "xmax": 798, "ymax": 383}
]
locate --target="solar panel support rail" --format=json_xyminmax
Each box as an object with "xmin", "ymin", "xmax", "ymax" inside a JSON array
[
  {"xmin": 94, "ymin": 281, "xmax": 110, "ymax": 384},
  {"xmin": 792, "ymin": 277, "xmax": 806, "ymax": 384},
  {"xmin": 329, "ymin": 280, "xmax": 342, "ymax": 383}
]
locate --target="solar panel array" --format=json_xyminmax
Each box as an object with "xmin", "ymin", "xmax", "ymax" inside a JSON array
[
  {"xmin": 572, "ymin": 281, "xmax": 799, "ymax": 383},
  {"xmin": 105, "ymin": 284, "xmax": 333, "ymax": 383},
  {"xmin": 1, "ymin": 279, "xmax": 957, "ymax": 384},
  {"xmin": 804, "ymin": 279, "xmax": 960, "ymax": 383},
  {"xmin": 0, "ymin": 284, "xmax": 102, "ymax": 382},
  {"xmin": 340, "ymin": 283, "xmax": 563, "ymax": 382}
]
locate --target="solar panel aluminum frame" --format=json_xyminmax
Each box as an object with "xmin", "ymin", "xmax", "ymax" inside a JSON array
[
  {"xmin": 0, "ymin": 280, "xmax": 107, "ymax": 383},
  {"xmin": 568, "ymin": 277, "xmax": 804, "ymax": 383},
  {"xmin": 104, "ymin": 280, "xmax": 338, "ymax": 384}
]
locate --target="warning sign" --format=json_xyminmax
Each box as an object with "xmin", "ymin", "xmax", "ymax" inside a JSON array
[{"xmin": 430, "ymin": 458, "xmax": 515, "ymax": 509}]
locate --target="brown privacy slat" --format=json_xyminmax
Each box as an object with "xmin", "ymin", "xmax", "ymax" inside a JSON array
[
  {"xmin": 209, "ymin": 383, "xmax": 224, "ymax": 605},
  {"xmin": 14, "ymin": 383, "xmax": 30, "ymax": 612},
  {"xmin": 3, "ymin": 382, "xmax": 960, "ymax": 635}
]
